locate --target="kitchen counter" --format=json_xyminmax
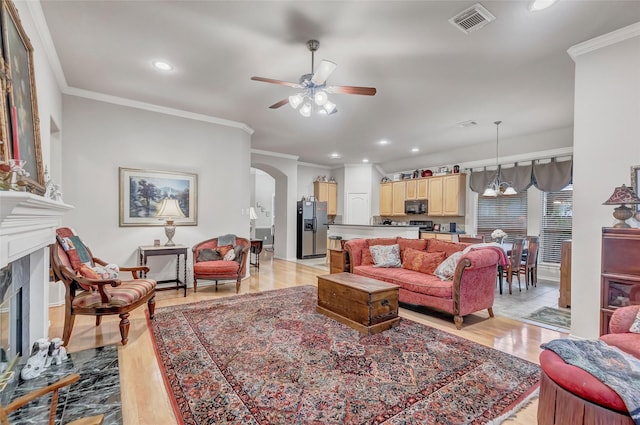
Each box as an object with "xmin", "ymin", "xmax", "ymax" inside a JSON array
[
  {"xmin": 328, "ymin": 224, "xmax": 419, "ymax": 240},
  {"xmin": 328, "ymin": 224, "xmax": 420, "ymax": 228}
]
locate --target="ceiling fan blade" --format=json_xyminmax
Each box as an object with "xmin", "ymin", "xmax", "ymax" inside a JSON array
[
  {"xmin": 327, "ymin": 85, "xmax": 377, "ymax": 96},
  {"xmin": 251, "ymin": 76, "xmax": 301, "ymax": 88},
  {"xmin": 311, "ymin": 60, "xmax": 337, "ymax": 85},
  {"xmin": 269, "ymin": 98, "xmax": 290, "ymax": 109}
]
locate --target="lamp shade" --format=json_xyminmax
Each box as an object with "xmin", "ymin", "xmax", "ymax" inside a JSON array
[
  {"xmin": 156, "ymin": 198, "xmax": 185, "ymax": 218},
  {"xmin": 602, "ymin": 184, "xmax": 640, "ymax": 205}
]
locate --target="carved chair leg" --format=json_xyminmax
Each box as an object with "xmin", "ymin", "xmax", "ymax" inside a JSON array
[
  {"xmin": 236, "ymin": 278, "xmax": 241, "ymax": 293},
  {"xmin": 215, "ymin": 281, "xmax": 218, "ymax": 291},
  {"xmin": 488, "ymin": 307, "xmax": 494, "ymax": 317},
  {"xmin": 193, "ymin": 278, "xmax": 198, "ymax": 293},
  {"xmin": 454, "ymin": 315, "xmax": 463, "ymax": 330},
  {"xmin": 96, "ymin": 316, "xmax": 102, "ymax": 326},
  {"xmin": 119, "ymin": 312, "xmax": 130, "ymax": 345},
  {"xmin": 62, "ymin": 310, "xmax": 75, "ymax": 346},
  {"xmin": 148, "ymin": 295, "xmax": 156, "ymax": 320}
]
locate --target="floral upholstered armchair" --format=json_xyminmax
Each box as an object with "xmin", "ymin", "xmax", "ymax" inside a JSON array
[{"xmin": 192, "ymin": 235, "xmax": 250, "ymax": 293}]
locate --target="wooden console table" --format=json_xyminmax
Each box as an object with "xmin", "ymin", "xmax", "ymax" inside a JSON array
[
  {"xmin": 139, "ymin": 245, "xmax": 188, "ymax": 297},
  {"xmin": 250, "ymin": 239, "xmax": 263, "ymax": 270}
]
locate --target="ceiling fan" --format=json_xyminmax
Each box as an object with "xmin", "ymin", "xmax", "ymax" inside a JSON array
[{"xmin": 250, "ymin": 40, "xmax": 377, "ymax": 117}]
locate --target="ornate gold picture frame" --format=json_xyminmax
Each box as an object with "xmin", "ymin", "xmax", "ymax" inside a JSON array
[{"xmin": 1, "ymin": 0, "xmax": 44, "ymax": 194}]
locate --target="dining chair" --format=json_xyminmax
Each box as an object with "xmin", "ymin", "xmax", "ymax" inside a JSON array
[
  {"xmin": 503, "ymin": 238, "xmax": 525, "ymax": 294},
  {"xmin": 0, "ymin": 374, "xmax": 104, "ymax": 425},
  {"xmin": 520, "ymin": 236, "xmax": 540, "ymax": 288}
]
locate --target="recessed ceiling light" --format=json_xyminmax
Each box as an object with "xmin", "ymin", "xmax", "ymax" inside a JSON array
[
  {"xmin": 378, "ymin": 140, "xmax": 389, "ymax": 146},
  {"xmin": 528, "ymin": 0, "xmax": 558, "ymax": 12},
  {"xmin": 411, "ymin": 148, "xmax": 419, "ymax": 153},
  {"xmin": 152, "ymin": 60, "xmax": 173, "ymax": 71},
  {"xmin": 330, "ymin": 152, "xmax": 341, "ymax": 159},
  {"xmin": 362, "ymin": 158, "xmax": 369, "ymax": 163}
]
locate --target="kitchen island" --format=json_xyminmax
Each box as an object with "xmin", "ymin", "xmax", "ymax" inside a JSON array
[{"xmin": 328, "ymin": 224, "xmax": 420, "ymax": 240}]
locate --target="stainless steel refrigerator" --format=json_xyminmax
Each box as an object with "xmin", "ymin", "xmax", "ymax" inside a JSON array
[{"xmin": 296, "ymin": 200, "xmax": 328, "ymax": 259}]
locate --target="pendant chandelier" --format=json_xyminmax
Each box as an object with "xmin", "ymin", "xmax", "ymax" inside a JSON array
[{"xmin": 482, "ymin": 121, "xmax": 517, "ymax": 197}]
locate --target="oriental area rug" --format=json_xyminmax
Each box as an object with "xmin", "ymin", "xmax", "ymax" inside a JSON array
[{"xmin": 149, "ymin": 286, "xmax": 540, "ymax": 425}]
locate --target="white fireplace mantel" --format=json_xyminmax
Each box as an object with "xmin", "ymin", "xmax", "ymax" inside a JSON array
[{"xmin": 0, "ymin": 191, "xmax": 73, "ymax": 268}]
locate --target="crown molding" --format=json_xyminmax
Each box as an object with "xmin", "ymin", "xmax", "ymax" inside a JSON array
[
  {"xmin": 65, "ymin": 87, "xmax": 254, "ymax": 135},
  {"xmin": 568, "ymin": 22, "xmax": 640, "ymax": 60},
  {"xmin": 26, "ymin": 1, "xmax": 68, "ymax": 90},
  {"xmin": 251, "ymin": 149, "xmax": 299, "ymax": 160},
  {"xmin": 297, "ymin": 161, "xmax": 333, "ymax": 170}
]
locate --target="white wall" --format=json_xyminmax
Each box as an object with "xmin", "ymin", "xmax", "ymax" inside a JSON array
[
  {"xmin": 61, "ymin": 95, "xmax": 252, "ymax": 284},
  {"xmin": 253, "ymin": 169, "xmax": 274, "ymax": 229},
  {"xmin": 251, "ymin": 151, "xmax": 299, "ymax": 260},
  {"xmin": 297, "ymin": 163, "xmax": 332, "ymax": 201},
  {"xmin": 570, "ymin": 24, "xmax": 640, "ymax": 339}
]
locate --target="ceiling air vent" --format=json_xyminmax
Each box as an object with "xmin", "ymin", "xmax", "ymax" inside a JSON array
[{"xmin": 449, "ymin": 3, "xmax": 496, "ymax": 34}]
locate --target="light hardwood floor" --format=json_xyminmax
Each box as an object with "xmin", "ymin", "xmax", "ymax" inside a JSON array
[{"xmin": 48, "ymin": 252, "xmax": 565, "ymax": 425}]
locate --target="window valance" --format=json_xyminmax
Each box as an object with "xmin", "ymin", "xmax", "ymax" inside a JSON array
[{"xmin": 469, "ymin": 159, "xmax": 572, "ymax": 194}]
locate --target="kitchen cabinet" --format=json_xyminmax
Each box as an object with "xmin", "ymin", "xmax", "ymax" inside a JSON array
[
  {"xmin": 392, "ymin": 181, "xmax": 406, "ymax": 216},
  {"xmin": 314, "ymin": 181, "xmax": 337, "ymax": 215},
  {"xmin": 380, "ymin": 182, "xmax": 393, "ymax": 216},
  {"xmin": 406, "ymin": 179, "xmax": 428, "ymax": 200},
  {"xmin": 417, "ymin": 179, "xmax": 428, "ymax": 199},
  {"xmin": 428, "ymin": 174, "xmax": 466, "ymax": 216},
  {"xmin": 600, "ymin": 228, "xmax": 640, "ymax": 335},
  {"xmin": 420, "ymin": 232, "xmax": 457, "ymax": 242},
  {"xmin": 405, "ymin": 180, "xmax": 417, "ymax": 200}
]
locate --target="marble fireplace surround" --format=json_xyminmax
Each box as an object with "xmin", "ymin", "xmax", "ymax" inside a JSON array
[{"xmin": 0, "ymin": 191, "xmax": 73, "ymax": 349}]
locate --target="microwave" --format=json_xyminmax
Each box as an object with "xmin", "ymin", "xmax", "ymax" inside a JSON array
[{"xmin": 404, "ymin": 199, "xmax": 427, "ymax": 215}]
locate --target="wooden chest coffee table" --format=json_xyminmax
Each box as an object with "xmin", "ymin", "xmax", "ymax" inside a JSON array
[{"xmin": 317, "ymin": 272, "xmax": 400, "ymax": 335}]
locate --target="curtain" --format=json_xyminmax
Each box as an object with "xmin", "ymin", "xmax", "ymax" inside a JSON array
[
  {"xmin": 469, "ymin": 169, "xmax": 498, "ymax": 194},
  {"xmin": 533, "ymin": 159, "xmax": 573, "ymax": 192},
  {"xmin": 500, "ymin": 164, "xmax": 533, "ymax": 193}
]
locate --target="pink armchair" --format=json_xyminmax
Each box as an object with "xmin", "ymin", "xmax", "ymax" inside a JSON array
[{"xmin": 192, "ymin": 236, "xmax": 249, "ymax": 293}]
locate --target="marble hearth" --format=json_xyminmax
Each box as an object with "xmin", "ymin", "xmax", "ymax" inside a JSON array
[{"xmin": 0, "ymin": 192, "xmax": 72, "ymax": 388}]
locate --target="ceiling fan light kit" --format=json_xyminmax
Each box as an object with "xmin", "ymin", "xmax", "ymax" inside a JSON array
[{"xmin": 251, "ymin": 39, "xmax": 376, "ymax": 117}]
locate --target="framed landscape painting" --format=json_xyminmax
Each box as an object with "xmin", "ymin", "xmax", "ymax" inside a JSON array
[{"xmin": 119, "ymin": 168, "xmax": 197, "ymax": 227}]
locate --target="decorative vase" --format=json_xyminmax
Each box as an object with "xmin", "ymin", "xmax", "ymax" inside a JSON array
[{"xmin": 496, "ymin": 237, "xmax": 505, "ymax": 244}]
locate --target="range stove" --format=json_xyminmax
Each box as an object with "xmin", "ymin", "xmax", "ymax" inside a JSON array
[{"xmin": 409, "ymin": 220, "xmax": 434, "ymax": 231}]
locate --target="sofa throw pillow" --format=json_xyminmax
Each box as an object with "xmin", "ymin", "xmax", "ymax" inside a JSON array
[
  {"xmin": 434, "ymin": 251, "xmax": 464, "ymax": 281},
  {"xmin": 92, "ymin": 264, "xmax": 119, "ymax": 280},
  {"xmin": 216, "ymin": 244, "xmax": 234, "ymax": 257},
  {"xmin": 402, "ymin": 248, "xmax": 445, "ymax": 275},
  {"xmin": 427, "ymin": 239, "xmax": 466, "ymax": 258},
  {"xmin": 630, "ymin": 309, "xmax": 640, "ymax": 333},
  {"xmin": 370, "ymin": 244, "xmax": 402, "ymax": 268},
  {"xmin": 198, "ymin": 248, "xmax": 222, "ymax": 262},
  {"xmin": 397, "ymin": 237, "xmax": 428, "ymax": 261},
  {"xmin": 223, "ymin": 248, "xmax": 236, "ymax": 261},
  {"xmin": 56, "ymin": 233, "xmax": 93, "ymax": 270}
]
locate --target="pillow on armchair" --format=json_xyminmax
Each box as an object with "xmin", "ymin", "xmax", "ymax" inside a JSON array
[{"xmin": 198, "ymin": 249, "xmax": 222, "ymax": 262}]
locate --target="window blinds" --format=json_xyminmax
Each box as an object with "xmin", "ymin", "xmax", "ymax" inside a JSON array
[
  {"xmin": 540, "ymin": 187, "xmax": 573, "ymax": 264},
  {"xmin": 477, "ymin": 193, "xmax": 528, "ymax": 242}
]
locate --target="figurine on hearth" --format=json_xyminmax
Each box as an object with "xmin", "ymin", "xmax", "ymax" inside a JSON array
[
  {"xmin": 46, "ymin": 337, "xmax": 68, "ymax": 367},
  {"xmin": 20, "ymin": 338, "xmax": 50, "ymax": 380}
]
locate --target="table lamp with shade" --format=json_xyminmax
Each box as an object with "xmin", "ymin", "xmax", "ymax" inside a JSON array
[
  {"xmin": 249, "ymin": 207, "xmax": 258, "ymax": 239},
  {"xmin": 156, "ymin": 198, "xmax": 185, "ymax": 246},
  {"xmin": 602, "ymin": 184, "xmax": 640, "ymax": 228}
]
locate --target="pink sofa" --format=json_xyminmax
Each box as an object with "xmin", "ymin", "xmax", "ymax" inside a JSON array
[
  {"xmin": 538, "ymin": 305, "xmax": 639, "ymax": 425},
  {"xmin": 344, "ymin": 237, "xmax": 501, "ymax": 329}
]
